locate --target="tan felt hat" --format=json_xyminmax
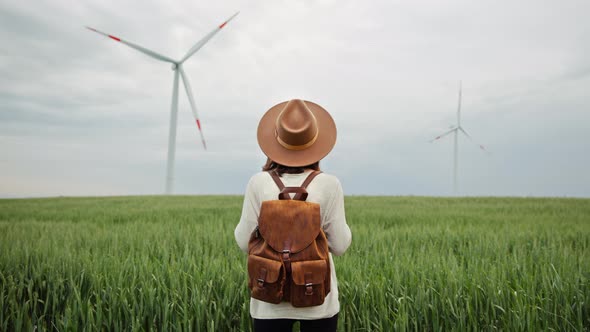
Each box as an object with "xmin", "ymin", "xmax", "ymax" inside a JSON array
[{"xmin": 257, "ymin": 99, "xmax": 337, "ymax": 167}]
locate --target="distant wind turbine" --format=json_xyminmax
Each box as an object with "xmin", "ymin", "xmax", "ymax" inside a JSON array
[
  {"xmin": 430, "ymin": 81, "xmax": 488, "ymax": 195},
  {"xmin": 87, "ymin": 12, "xmax": 239, "ymax": 194}
]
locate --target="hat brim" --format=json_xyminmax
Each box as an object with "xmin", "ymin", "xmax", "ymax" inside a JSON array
[{"xmin": 257, "ymin": 100, "xmax": 337, "ymax": 167}]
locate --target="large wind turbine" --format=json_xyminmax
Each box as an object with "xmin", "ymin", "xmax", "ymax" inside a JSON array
[
  {"xmin": 430, "ymin": 82, "xmax": 487, "ymax": 195},
  {"xmin": 87, "ymin": 12, "xmax": 239, "ymax": 194}
]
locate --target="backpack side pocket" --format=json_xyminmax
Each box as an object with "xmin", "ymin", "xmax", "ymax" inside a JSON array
[
  {"xmin": 290, "ymin": 260, "xmax": 328, "ymax": 307},
  {"xmin": 247, "ymin": 255, "xmax": 284, "ymax": 304}
]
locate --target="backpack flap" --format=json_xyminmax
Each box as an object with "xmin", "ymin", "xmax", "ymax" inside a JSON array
[
  {"xmin": 258, "ymin": 200, "xmax": 321, "ymax": 254},
  {"xmin": 247, "ymin": 255, "xmax": 284, "ymax": 304},
  {"xmin": 290, "ymin": 260, "xmax": 328, "ymax": 307}
]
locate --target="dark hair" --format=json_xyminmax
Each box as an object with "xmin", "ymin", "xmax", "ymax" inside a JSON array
[{"xmin": 262, "ymin": 158, "xmax": 320, "ymax": 176}]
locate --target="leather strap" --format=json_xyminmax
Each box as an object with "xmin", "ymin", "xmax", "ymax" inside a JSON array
[
  {"xmin": 269, "ymin": 171, "xmax": 285, "ymax": 190},
  {"xmin": 268, "ymin": 170, "xmax": 322, "ymax": 201},
  {"xmin": 279, "ymin": 187, "xmax": 308, "ymax": 201},
  {"xmin": 282, "ymin": 240, "xmax": 292, "ymax": 273},
  {"xmin": 300, "ymin": 171, "xmax": 322, "ymax": 190},
  {"xmin": 257, "ymin": 268, "xmax": 267, "ymax": 288},
  {"xmin": 304, "ymin": 272, "xmax": 314, "ymax": 296},
  {"xmin": 294, "ymin": 171, "xmax": 321, "ymax": 201}
]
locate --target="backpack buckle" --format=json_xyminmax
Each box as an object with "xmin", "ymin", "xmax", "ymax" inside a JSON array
[
  {"xmin": 304, "ymin": 272, "xmax": 314, "ymax": 295},
  {"xmin": 282, "ymin": 249, "xmax": 291, "ymax": 261},
  {"xmin": 257, "ymin": 268, "xmax": 267, "ymax": 288},
  {"xmin": 282, "ymin": 249, "xmax": 291, "ymax": 272},
  {"xmin": 305, "ymin": 283, "xmax": 313, "ymax": 296}
]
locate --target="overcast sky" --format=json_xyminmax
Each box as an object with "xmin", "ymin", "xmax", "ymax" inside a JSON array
[{"xmin": 1, "ymin": 0, "xmax": 589, "ymax": 197}]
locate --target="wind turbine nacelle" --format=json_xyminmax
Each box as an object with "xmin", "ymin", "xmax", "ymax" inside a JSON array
[{"xmin": 171, "ymin": 63, "xmax": 178, "ymax": 70}]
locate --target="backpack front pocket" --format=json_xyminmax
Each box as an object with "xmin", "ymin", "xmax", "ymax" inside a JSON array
[
  {"xmin": 247, "ymin": 255, "xmax": 284, "ymax": 304},
  {"xmin": 290, "ymin": 260, "xmax": 328, "ymax": 307}
]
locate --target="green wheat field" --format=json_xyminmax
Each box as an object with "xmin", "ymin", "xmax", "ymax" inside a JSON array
[{"xmin": 0, "ymin": 196, "xmax": 589, "ymax": 331}]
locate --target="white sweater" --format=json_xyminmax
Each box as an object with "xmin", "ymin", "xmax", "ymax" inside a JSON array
[{"xmin": 234, "ymin": 170, "xmax": 352, "ymax": 319}]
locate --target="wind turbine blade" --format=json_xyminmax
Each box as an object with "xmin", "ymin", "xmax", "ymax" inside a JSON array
[
  {"xmin": 179, "ymin": 11, "xmax": 239, "ymax": 63},
  {"xmin": 429, "ymin": 127, "xmax": 457, "ymax": 143},
  {"xmin": 458, "ymin": 126, "xmax": 488, "ymax": 153},
  {"xmin": 86, "ymin": 26, "xmax": 176, "ymax": 63},
  {"xmin": 178, "ymin": 66, "xmax": 207, "ymax": 150}
]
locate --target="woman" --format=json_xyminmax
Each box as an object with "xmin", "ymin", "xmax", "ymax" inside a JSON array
[{"xmin": 234, "ymin": 99, "xmax": 352, "ymax": 332}]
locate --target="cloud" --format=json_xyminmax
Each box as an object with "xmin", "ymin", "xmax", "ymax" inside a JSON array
[{"xmin": 1, "ymin": 0, "xmax": 589, "ymax": 197}]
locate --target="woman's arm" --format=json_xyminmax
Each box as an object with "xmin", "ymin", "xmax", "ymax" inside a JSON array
[
  {"xmin": 322, "ymin": 177, "xmax": 352, "ymax": 256},
  {"xmin": 234, "ymin": 175, "xmax": 260, "ymax": 253}
]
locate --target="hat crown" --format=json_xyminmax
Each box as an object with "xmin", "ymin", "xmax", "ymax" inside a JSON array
[
  {"xmin": 275, "ymin": 99, "xmax": 318, "ymax": 149},
  {"xmin": 257, "ymin": 99, "xmax": 336, "ymax": 167}
]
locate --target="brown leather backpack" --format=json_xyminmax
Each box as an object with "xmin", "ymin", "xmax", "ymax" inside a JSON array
[{"xmin": 247, "ymin": 170, "xmax": 331, "ymax": 307}]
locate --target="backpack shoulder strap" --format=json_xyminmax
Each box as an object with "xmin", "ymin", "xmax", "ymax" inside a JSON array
[
  {"xmin": 300, "ymin": 171, "xmax": 322, "ymax": 190},
  {"xmin": 293, "ymin": 171, "xmax": 322, "ymax": 201},
  {"xmin": 268, "ymin": 171, "xmax": 285, "ymax": 190},
  {"xmin": 268, "ymin": 170, "xmax": 322, "ymax": 201},
  {"xmin": 269, "ymin": 171, "xmax": 295, "ymax": 200}
]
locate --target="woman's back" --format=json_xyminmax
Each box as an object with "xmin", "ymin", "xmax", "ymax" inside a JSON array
[{"xmin": 235, "ymin": 170, "xmax": 351, "ymax": 320}]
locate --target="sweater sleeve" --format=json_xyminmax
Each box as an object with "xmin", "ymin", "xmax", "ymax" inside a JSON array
[
  {"xmin": 234, "ymin": 175, "xmax": 260, "ymax": 253},
  {"xmin": 322, "ymin": 177, "xmax": 352, "ymax": 256}
]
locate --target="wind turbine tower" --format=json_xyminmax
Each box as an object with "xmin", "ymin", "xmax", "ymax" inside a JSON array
[
  {"xmin": 87, "ymin": 12, "xmax": 239, "ymax": 194},
  {"xmin": 430, "ymin": 81, "xmax": 487, "ymax": 195}
]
